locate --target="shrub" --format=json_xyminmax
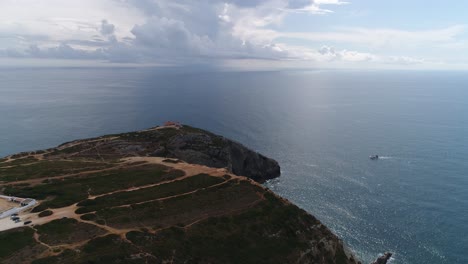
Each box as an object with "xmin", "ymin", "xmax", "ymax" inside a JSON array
[{"xmin": 38, "ymin": 210, "xmax": 53, "ymax": 217}]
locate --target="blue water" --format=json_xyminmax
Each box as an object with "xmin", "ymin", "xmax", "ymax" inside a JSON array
[{"xmin": 1, "ymin": 68, "xmax": 467, "ymax": 263}]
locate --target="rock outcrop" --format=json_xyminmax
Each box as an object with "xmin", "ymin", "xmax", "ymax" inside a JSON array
[
  {"xmin": 372, "ymin": 252, "xmax": 392, "ymax": 264},
  {"xmin": 48, "ymin": 124, "xmax": 281, "ymax": 183},
  {"xmin": 163, "ymin": 132, "xmax": 281, "ymax": 182}
]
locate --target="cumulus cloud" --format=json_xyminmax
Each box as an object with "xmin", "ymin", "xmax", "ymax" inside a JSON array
[
  {"xmin": 0, "ymin": 0, "xmax": 348, "ymax": 64},
  {"xmin": 0, "ymin": 0, "xmax": 439, "ymax": 68}
]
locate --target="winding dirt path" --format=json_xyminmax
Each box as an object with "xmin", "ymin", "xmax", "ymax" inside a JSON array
[
  {"xmin": 0, "ymin": 156, "xmax": 265, "ymax": 261},
  {"xmin": 0, "ymin": 161, "xmax": 148, "ymax": 187}
]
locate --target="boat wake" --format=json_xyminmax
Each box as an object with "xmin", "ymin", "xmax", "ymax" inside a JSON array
[{"xmin": 378, "ymin": 156, "xmax": 393, "ymax": 160}]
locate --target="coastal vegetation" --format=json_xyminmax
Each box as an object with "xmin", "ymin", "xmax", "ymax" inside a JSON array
[{"xmin": 0, "ymin": 125, "xmax": 358, "ymax": 263}]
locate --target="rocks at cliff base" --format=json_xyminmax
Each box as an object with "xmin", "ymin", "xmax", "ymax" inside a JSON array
[{"xmin": 372, "ymin": 252, "xmax": 392, "ymax": 264}]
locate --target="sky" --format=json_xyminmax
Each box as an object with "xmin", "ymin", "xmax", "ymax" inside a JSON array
[{"xmin": 1, "ymin": 0, "xmax": 468, "ymax": 70}]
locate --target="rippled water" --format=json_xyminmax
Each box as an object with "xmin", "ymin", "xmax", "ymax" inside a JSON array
[{"xmin": 1, "ymin": 68, "xmax": 467, "ymax": 263}]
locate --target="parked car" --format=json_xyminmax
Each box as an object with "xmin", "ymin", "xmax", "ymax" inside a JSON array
[{"xmin": 24, "ymin": 221, "xmax": 32, "ymax": 225}]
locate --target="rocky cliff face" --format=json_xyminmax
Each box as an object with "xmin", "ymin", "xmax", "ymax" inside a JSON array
[
  {"xmin": 49, "ymin": 125, "xmax": 281, "ymax": 183},
  {"xmin": 163, "ymin": 132, "xmax": 281, "ymax": 182}
]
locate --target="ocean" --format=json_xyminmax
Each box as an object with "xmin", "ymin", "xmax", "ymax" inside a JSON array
[{"xmin": 1, "ymin": 68, "xmax": 467, "ymax": 263}]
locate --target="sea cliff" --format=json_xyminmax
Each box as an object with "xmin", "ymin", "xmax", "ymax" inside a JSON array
[{"xmin": 0, "ymin": 124, "xmax": 360, "ymax": 264}]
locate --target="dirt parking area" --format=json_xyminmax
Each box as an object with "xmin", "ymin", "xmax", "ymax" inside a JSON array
[
  {"xmin": 0, "ymin": 198, "xmax": 18, "ymax": 212},
  {"xmin": 0, "ymin": 217, "xmax": 24, "ymax": 232}
]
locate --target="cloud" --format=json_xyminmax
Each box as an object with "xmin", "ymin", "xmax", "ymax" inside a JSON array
[
  {"xmin": 0, "ymin": 0, "xmax": 350, "ymax": 65},
  {"xmin": 318, "ymin": 46, "xmax": 375, "ymax": 62},
  {"xmin": 314, "ymin": 0, "xmax": 348, "ymax": 5},
  {"xmin": 286, "ymin": 0, "xmax": 349, "ymax": 14},
  {"xmin": 315, "ymin": 45, "xmax": 424, "ymax": 65},
  {"xmin": 224, "ymin": 0, "xmax": 266, "ymax": 7},
  {"xmin": 100, "ymin": 20, "xmax": 115, "ymax": 35},
  {"xmin": 0, "ymin": 0, "xmax": 447, "ymax": 69},
  {"xmin": 278, "ymin": 25, "xmax": 465, "ymax": 49},
  {"xmin": 386, "ymin": 56, "xmax": 424, "ymax": 65},
  {"xmin": 124, "ymin": 12, "xmax": 292, "ymax": 63},
  {"xmin": 26, "ymin": 44, "xmax": 104, "ymax": 60}
]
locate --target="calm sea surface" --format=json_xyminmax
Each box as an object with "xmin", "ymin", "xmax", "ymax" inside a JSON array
[{"xmin": 1, "ymin": 68, "xmax": 467, "ymax": 263}]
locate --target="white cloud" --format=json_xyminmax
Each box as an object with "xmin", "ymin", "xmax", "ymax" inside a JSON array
[
  {"xmin": 318, "ymin": 46, "xmax": 375, "ymax": 62},
  {"xmin": 0, "ymin": 0, "xmax": 458, "ymax": 69},
  {"xmin": 286, "ymin": 0, "xmax": 349, "ymax": 14},
  {"xmin": 277, "ymin": 25, "xmax": 465, "ymax": 49},
  {"xmin": 0, "ymin": 0, "xmax": 351, "ymax": 64},
  {"xmin": 314, "ymin": 0, "xmax": 348, "ymax": 5}
]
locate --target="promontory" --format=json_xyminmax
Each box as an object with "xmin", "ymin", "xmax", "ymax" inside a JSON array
[{"xmin": 0, "ymin": 123, "xmax": 361, "ymax": 264}]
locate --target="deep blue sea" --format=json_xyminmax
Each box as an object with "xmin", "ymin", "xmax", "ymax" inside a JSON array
[{"xmin": 1, "ymin": 68, "xmax": 467, "ymax": 263}]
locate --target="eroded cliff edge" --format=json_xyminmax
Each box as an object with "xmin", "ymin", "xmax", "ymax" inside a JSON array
[
  {"xmin": 54, "ymin": 124, "xmax": 281, "ymax": 183},
  {"xmin": 0, "ymin": 124, "xmax": 360, "ymax": 264}
]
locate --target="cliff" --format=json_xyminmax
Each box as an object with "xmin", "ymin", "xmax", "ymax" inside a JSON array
[
  {"xmin": 51, "ymin": 124, "xmax": 281, "ymax": 183},
  {"xmin": 0, "ymin": 124, "xmax": 359, "ymax": 264}
]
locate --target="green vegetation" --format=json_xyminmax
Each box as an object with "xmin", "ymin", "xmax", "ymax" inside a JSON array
[
  {"xmin": 10, "ymin": 152, "xmax": 31, "ymax": 159},
  {"xmin": 119, "ymin": 128, "xmax": 179, "ymax": 143},
  {"xmin": 36, "ymin": 218, "xmax": 106, "ymax": 246},
  {"xmin": 0, "ymin": 160, "xmax": 114, "ymax": 182},
  {"xmin": 79, "ymin": 165, "xmax": 184, "ymax": 195},
  {"xmin": 8, "ymin": 181, "xmax": 89, "ymax": 211},
  {"xmin": 33, "ymin": 235, "xmax": 142, "ymax": 264},
  {"xmin": 81, "ymin": 235, "xmax": 139, "ymax": 260},
  {"xmin": 0, "ymin": 228, "xmax": 36, "ymax": 259},
  {"xmin": 38, "ymin": 210, "xmax": 53, "ymax": 217},
  {"xmin": 93, "ymin": 180, "xmax": 261, "ymax": 229},
  {"xmin": 80, "ymin": 213, "xmax": 97, "ymax": 221},
  {"xmin": 76, "ymin": 174, "xmax": 224, "ymax": 214},
  {"xmin": 12, "ymin": 177, "xmax": 91, "ymax": 211},
  {"xmin": 0, "ymin": 126, "xmax": 353, "ymax": 264},
  {"xmin": 5, "ymin": 164, "xmax": 184, "ymax": 210},
  {"xmin": 122, "ymin": 192, "xmax": 318, "ymax": 264},
  {"xmin": 47, "ymin": 144, "xmax": 87, "ymax": 155},
  {"xmin": 0, "ymin": 157, "xmax": 39, "ymax": 168},
  {"xmin": 31, "ymin": 250, "xmax": 78, "ymax": 264},
  {"xmin": 116, "ymin": 125, "xmax": 227, "ymax": 149}
]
